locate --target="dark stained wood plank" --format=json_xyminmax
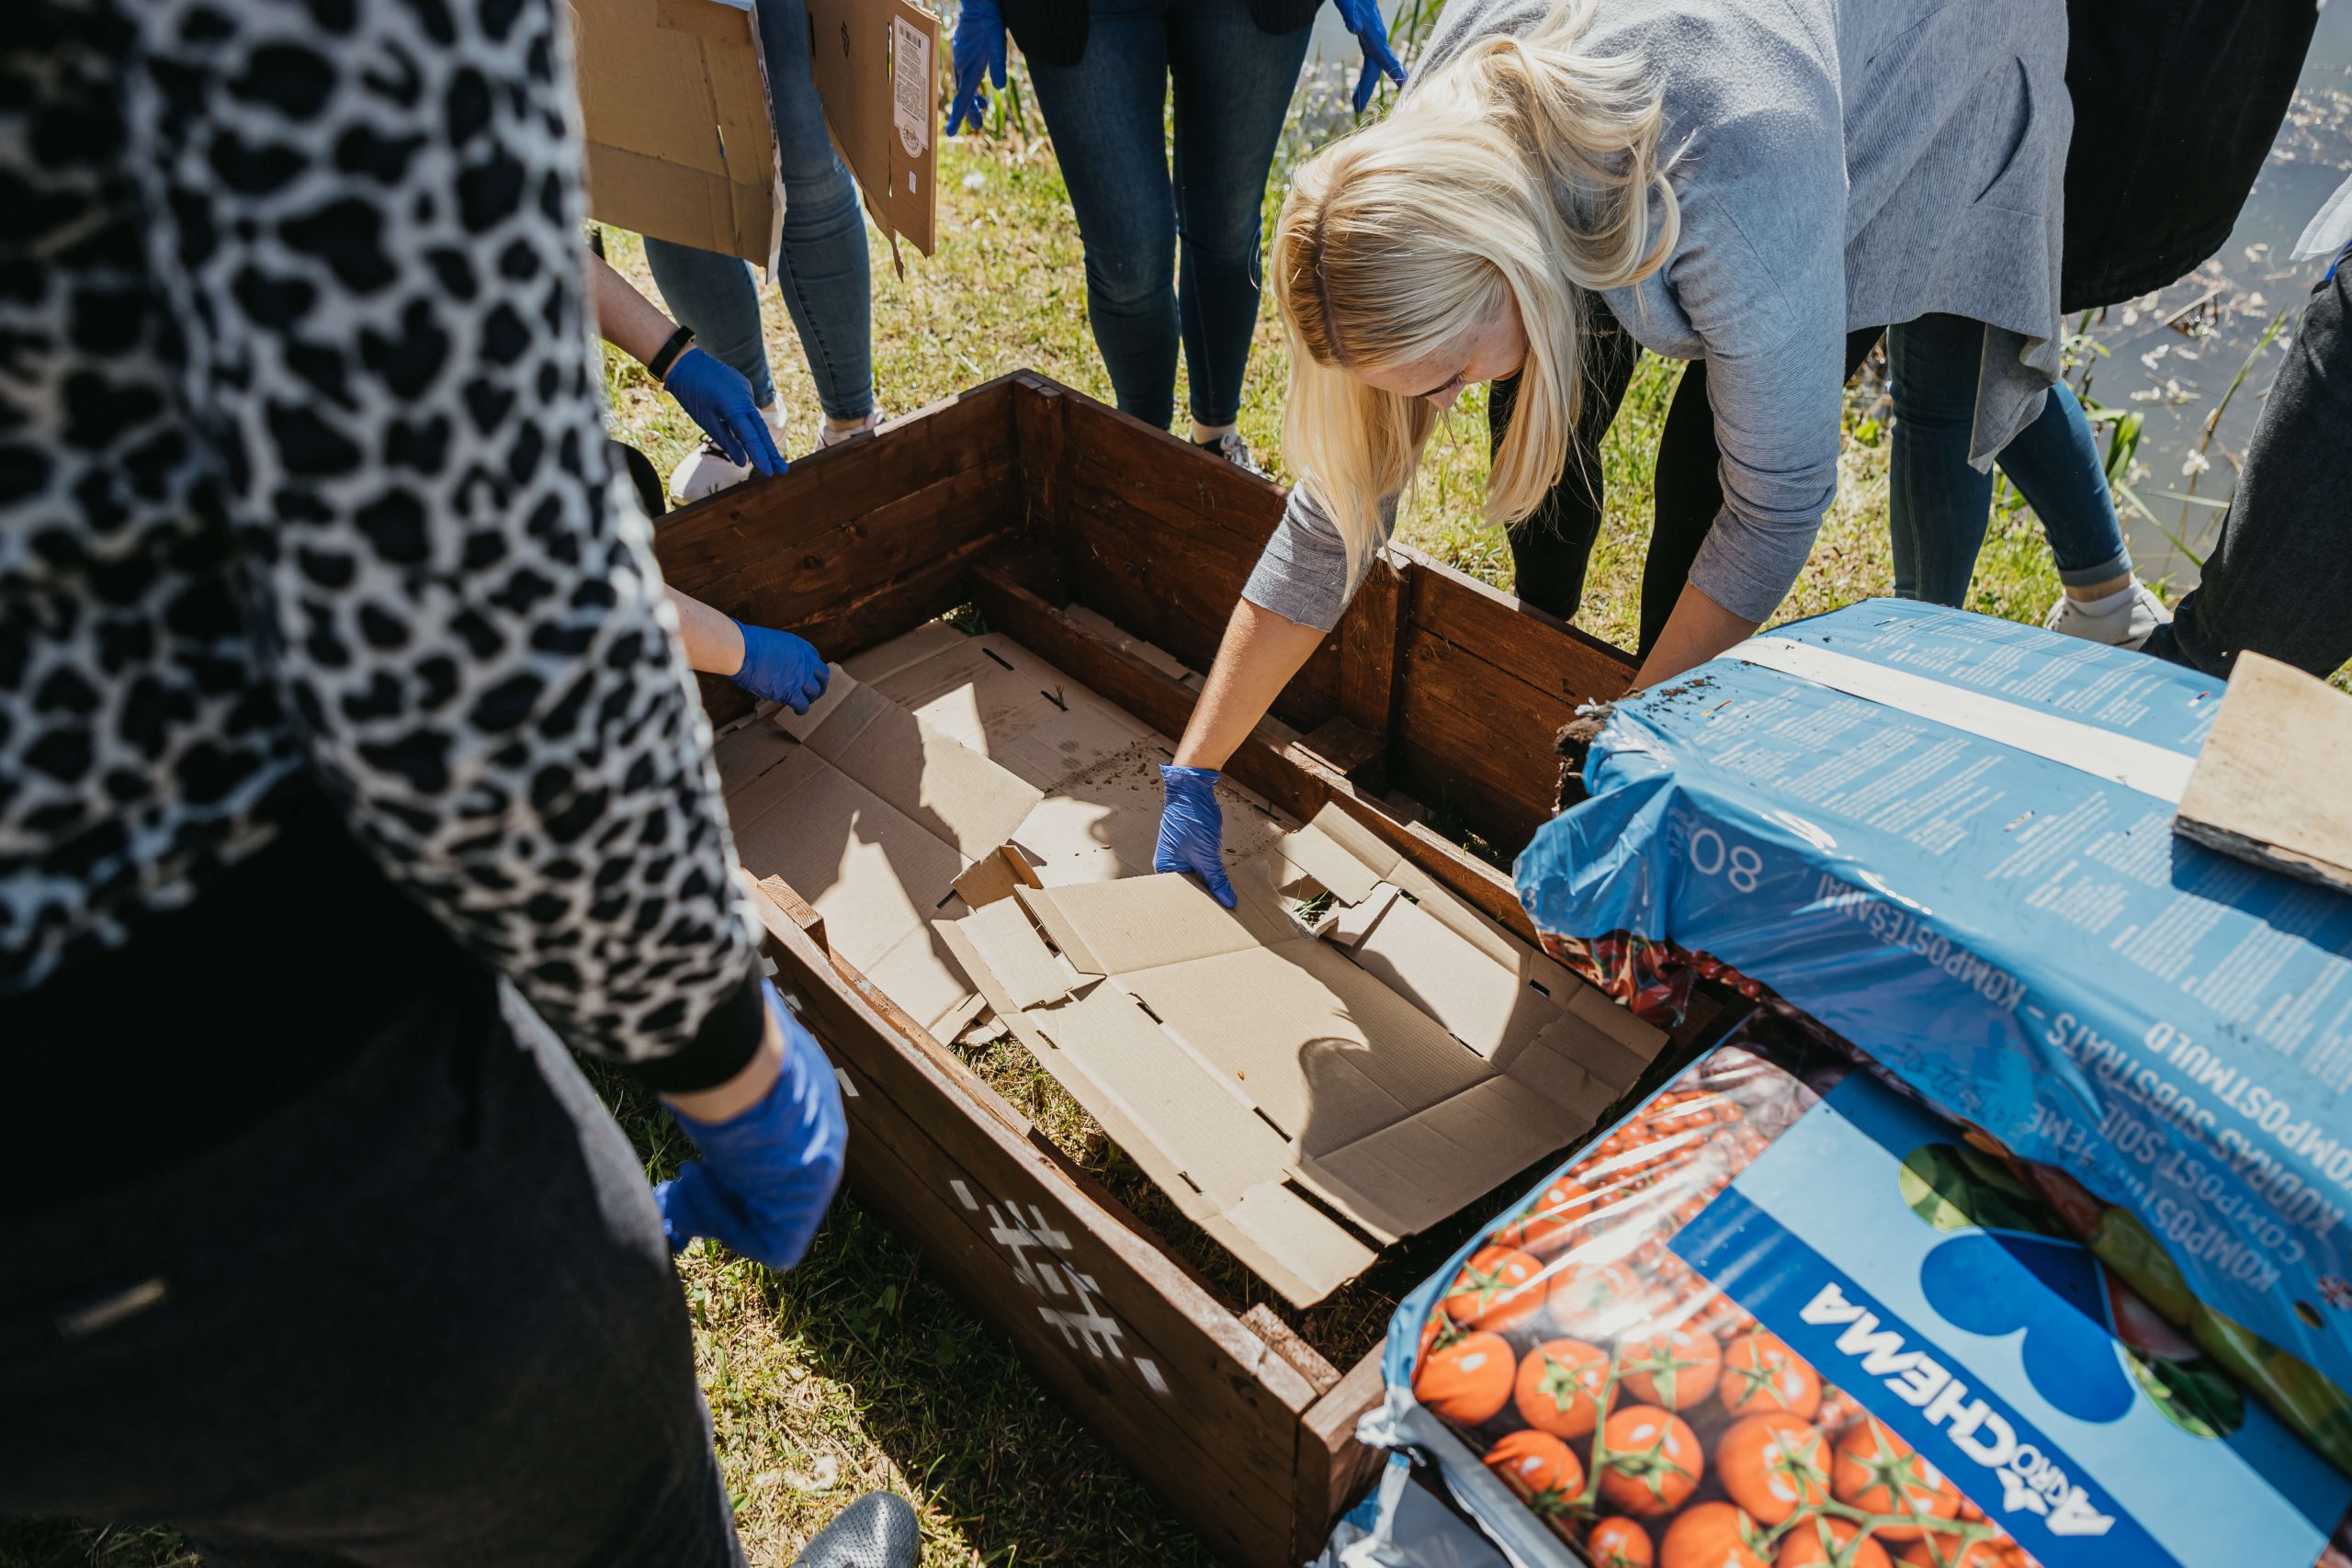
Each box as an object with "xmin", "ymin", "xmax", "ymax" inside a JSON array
[
  {"xmin": 745, "ymin": 883, "xmax": 1321, "ymax": 1568},
  {"xmin": 1394, "ymin": 624, "xmax": 1566, "ymax": 852},
  {"xmin": 656, "ymin": 378, "xmax": 1016, "ymax": 598},
  {"xmin": 1052, "ymin": 383, "xmax": 1295, "ymax": 552},
  {"xmin": 692, "ymin": 509, "xmax": 1019, "ymax": 728},
  {"xmin": 1403, "ymin": 546, "xmax": 1636, "ymax": 711},
  {"xmin": 1294, "ymin": 1350, "xmax": 1388, "ymax": 1562},
  {"xmin": 1337, "ymin": 550, "xmax": 1409, "ymax": 743},
  {"xmin": 1012, "ymin": 374, "xmax": 1070, "ymax": 536}
]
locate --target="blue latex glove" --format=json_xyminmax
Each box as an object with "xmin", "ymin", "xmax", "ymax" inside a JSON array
[
  {"xmin": 731, "ymin": 620, "xmax": 830, "ymax": 714},
  {"xmin": 663, "ymin": 346, "xmax": 786, "ymax": 477},
  {"xmin": 1153, "ymin": 764, "xmax": 1236, "ymax": 908},
  {"xmin": 655, "ymin": 981, "xmax": 848, "ymax": 1271},
  {"xmin": 1332, "ymin": 0, "xmax": 1407, "ymax": 114},
  {"xmin": 945, "ymin": 0, "xmax": 1006, "ymax": 137}
]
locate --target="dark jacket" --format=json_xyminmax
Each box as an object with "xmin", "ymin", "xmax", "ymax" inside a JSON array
[
  {"xmin": 1001, "ymin": 0, "xmax": 1322, "ymax": 68},
  {"xmin": 2063, "ymin": 0, "xmax": 2320, "ymax": 310}
]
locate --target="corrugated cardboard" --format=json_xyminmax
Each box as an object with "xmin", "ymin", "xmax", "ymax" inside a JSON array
[
  {"xmin": 712, "ymin": 618, "xmax": 1287, "ymax": 1035},
  {"xmin": 937, "ymin": 808, "xmax": 1671, "ymax": 1305},
  {"xmin": 805, "ymin": 0, "xmax": 940, "ymax": 257},
  {"xmin": 571, "ymin": 0, "xmax": 779, "ymax": 265},
  {"xmin": 719, "ymin": 669, "xmax": 1040, "ymax": 1032},
  {"xmin": 571, "ymin": 0, "xmax": 940, "ymax": 265}
]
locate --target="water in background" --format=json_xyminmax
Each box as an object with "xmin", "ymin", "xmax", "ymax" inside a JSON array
[{"xmin": 1302, "ymin": 1, "xmax": 2352, "ymax": 591}]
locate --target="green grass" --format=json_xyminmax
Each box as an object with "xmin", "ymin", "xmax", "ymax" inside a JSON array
[{"xmin": 3, "ymin": 121, "xmax": 2306, "ymax": 1568}]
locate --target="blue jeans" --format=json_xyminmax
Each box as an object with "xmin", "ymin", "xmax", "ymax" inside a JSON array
[
  {"xmin": 641, "ymin": 0, "xmax": 874, "ymax": 423},
  {"xmin": 1024, "ymin": 0, "xmax": 1313, "ymax": 431},
  {"xmin": 1886, "ymin": 313, "xmax": 2133, "ymax": 604}
]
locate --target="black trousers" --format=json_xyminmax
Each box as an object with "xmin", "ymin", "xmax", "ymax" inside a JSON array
[
  {"xmin": 2148, "ymin": 263, "xmax": 2352, "ymax": 680},
  {"xmin": 1490, "ymin": 299, "xmax": 1882, "ymax": 653},
  {"xmin": 0, "ymin": 848, "xmax": 741, "ymax": 1567}
]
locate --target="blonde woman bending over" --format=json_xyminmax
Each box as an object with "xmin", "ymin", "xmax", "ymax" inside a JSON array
[{"xmin": 1151, "ymin": 0, "xmax": 2116, "ymax": 906}]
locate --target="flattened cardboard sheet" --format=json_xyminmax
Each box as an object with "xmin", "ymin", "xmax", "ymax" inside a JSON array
[
  {"xmin": 714, "ymin": 618, "xmax": 1289, "ymax": 1036},
  {"xmin": 726, "ymin": 667, "xmax": 1039, "ymax": 1032},
  {"xmin": 938, "ymin": 808, "xmax": 1671, "ymax": 1304}
]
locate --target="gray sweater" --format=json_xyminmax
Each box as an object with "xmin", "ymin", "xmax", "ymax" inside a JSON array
[{"xmin": 1244, "ymin": 0, "xmax": 2072, "ymax": 630}]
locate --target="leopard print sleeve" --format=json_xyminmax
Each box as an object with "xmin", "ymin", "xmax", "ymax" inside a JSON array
[{"xmin": 109, "ymin": 0, "xmax": 765, "ymax": 1083}]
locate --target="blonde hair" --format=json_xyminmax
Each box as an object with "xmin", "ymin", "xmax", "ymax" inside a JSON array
[{"xmin": 1272, "ymin": 0, "xmax": 1681, "ymax": 579}]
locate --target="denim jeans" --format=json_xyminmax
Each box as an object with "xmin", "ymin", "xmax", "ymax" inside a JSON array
[
  {"xmin": 1885, "ymin": 312, "xmax": 2133, "ymax": 604},
  {"xmin": 641, "ymin": 0, "xmax": 874, "ymax": 423},
  {"xmin": 1024, "ymin": 0, "xmax": 1313, "ymax": 431},
  {"xmin": 2147, "ymin": 261, "xmax": 2352, "ymax": 679}
]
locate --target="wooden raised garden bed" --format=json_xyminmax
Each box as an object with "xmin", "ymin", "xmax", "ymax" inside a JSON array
[{"xmin": 653, "ymin": 371, "xmax": 1661, "ymax": 1566}]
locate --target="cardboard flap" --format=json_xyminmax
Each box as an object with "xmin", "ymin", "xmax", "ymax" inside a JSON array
[
  {"xmin": 1298, "ymin": 1077, "xmax": 1576, "ymax": 1241},
  {"xmin": 949, "ymin": 844, "xmax": 1042, "ymax": 910},
  {"xmin": 780, "ymin": 681, "xmax": 1042, "ymax": 859},
  {"xmin": 772, "ymin": 665, "xmax": 858, "ymax": 742},
  {"xmin": 1349, "ymin": 892, "xmax": 1560, "ymax": 1061},
  {"xmin": 937, "ymin": 898, "xmax": 1073, "ymax": 1012},
  {"xmin": 1017, "ymin": 874, "xmax": 1264, "ymax": 977},
  {"xmin": 1223, "ymin": 1183, "xmax": 1380, "ymax": 1306},
  {"xmin": 1321, "ymin": 882, "xmax": 1402, "ymax": 948}
]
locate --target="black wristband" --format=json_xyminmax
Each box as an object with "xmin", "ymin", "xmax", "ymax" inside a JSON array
[{"xmin": 646, "ymin": 325, "xmax": 695, "ymax": 382}]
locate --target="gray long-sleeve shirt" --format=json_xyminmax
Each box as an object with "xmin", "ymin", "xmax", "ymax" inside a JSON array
[{"xmin": 1245, "ymin": 0, "xmax": 2073, "ymax": 632}]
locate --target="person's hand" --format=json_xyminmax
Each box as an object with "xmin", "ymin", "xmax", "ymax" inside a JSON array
[
  {"xmin": 731, "ymin": 621, "xmax": 830, "ymax": 714},
  {"xmin": 663, "ymin": 347, "xmax": 786, "ymax": 478},
  {"xmin": 1154, "ymin": 764, "xmax": 1236, "ymax": 908},
  {"xmin": 945, "ymin": 0, "xmax": 1006, "ymax": 136},
  {"xmin": 655, "ymin": 982, "xmax": 847, "ymax": 1270},
  {"xmin": 1332, "ymin": 0, "xmax": 1407, "ymax": 114}
]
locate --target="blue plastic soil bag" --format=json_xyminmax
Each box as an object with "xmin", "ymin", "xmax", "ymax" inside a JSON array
[
  {"xmin": 1360, "ymin": 1017, "xmax": 2352, "ymax": 1568},
  {"xmin": 1514, "ymin": 601, "xmax": 2352, "ymax": 1475}
]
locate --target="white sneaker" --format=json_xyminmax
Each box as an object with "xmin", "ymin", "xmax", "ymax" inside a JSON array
[
  {"xmin": 2043, "ymin": 581, "xmax": 2171, "ymax": 650},
  {"xmin": 667, "ymin": 404, "xmax": 790, "ymax": 503},
  {"xmin": 817, "ymin": 407, "xmax": 886, "ymax": 448}
]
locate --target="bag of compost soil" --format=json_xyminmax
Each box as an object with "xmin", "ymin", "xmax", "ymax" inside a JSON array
[
  {"xmin": 1359, "ymin": 1016, "xmax": 2352, "ymax": 1568},
  {"xmin": 1514, "ymin": 602, "xmax": 2352, "ymax": 1475}
]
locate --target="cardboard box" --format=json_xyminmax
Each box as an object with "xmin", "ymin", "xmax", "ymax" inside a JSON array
[
  {"xmin": 940, "ymin": 807, "xmax": 1668, "ymax": 1307},
  {"xmin": 571, "ymin": 0, "xmax": 939, "ymax": 265}
]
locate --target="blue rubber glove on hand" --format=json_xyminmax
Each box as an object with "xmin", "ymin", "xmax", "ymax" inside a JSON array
[
  {"xmin": 1153, "ymin": 764, "xmax": 1236, "ymax": 908},
  {"xmin": 946, "ymin": 0, "xmax": 1006, "ymax": 137},
  {"xmin": 663, "ymin": 346, "xmax": 786, "ymax": 478},
  {"xmin": 731, "ymin": 621, "xmax": 830, "ymax": 714},
  {"xmin": 1332, "ymin": 0, "xmax": 1407, "ymax": 114},
  {"xmin": 655, "ymin": 981, "xmax": 848, "ymax": 1271}
]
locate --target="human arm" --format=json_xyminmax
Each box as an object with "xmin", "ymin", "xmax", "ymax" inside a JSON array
[
  {"xmin": 1632, "ymin": 583, "xmax": 1759, "ymax": 689},
  {"xmin": 587, "ymin": 249, "xmax": 783, "ymax": 477},
  {"xmin": 666, "ymin": 587, "xmax": 831, "ymax": 715},
  {"xmin": 1637, "ymin": 105, "xmax": 1851, "ymax": 684}
]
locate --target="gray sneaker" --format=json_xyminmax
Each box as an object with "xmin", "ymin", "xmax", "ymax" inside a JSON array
[
  {"xmin": 1195, "ymin": 428, "xmax": 1269, "ymax": 479},
  {"xmin": 2043, "ymin": 581, "xmax": 2170, "ymax": 650},
  {"xmin": 789, "ymin": 1491, "xmax": 921, "ymax": 1568}
]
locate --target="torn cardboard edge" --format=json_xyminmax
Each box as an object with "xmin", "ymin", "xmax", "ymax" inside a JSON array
[{"xmin": 936, "ymin": 807, "xmax": 1670, "ymax": 1306}]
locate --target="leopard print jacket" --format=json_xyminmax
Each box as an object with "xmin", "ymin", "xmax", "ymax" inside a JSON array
[{"xmin": 2, "ymin": 0, "xmax": 763, "ymax": 1076}]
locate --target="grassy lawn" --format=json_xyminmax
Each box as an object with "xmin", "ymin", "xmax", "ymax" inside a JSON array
[{"xmin": 4, "ymin": 119, "xmax": 2240, "ymax": 1568}]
